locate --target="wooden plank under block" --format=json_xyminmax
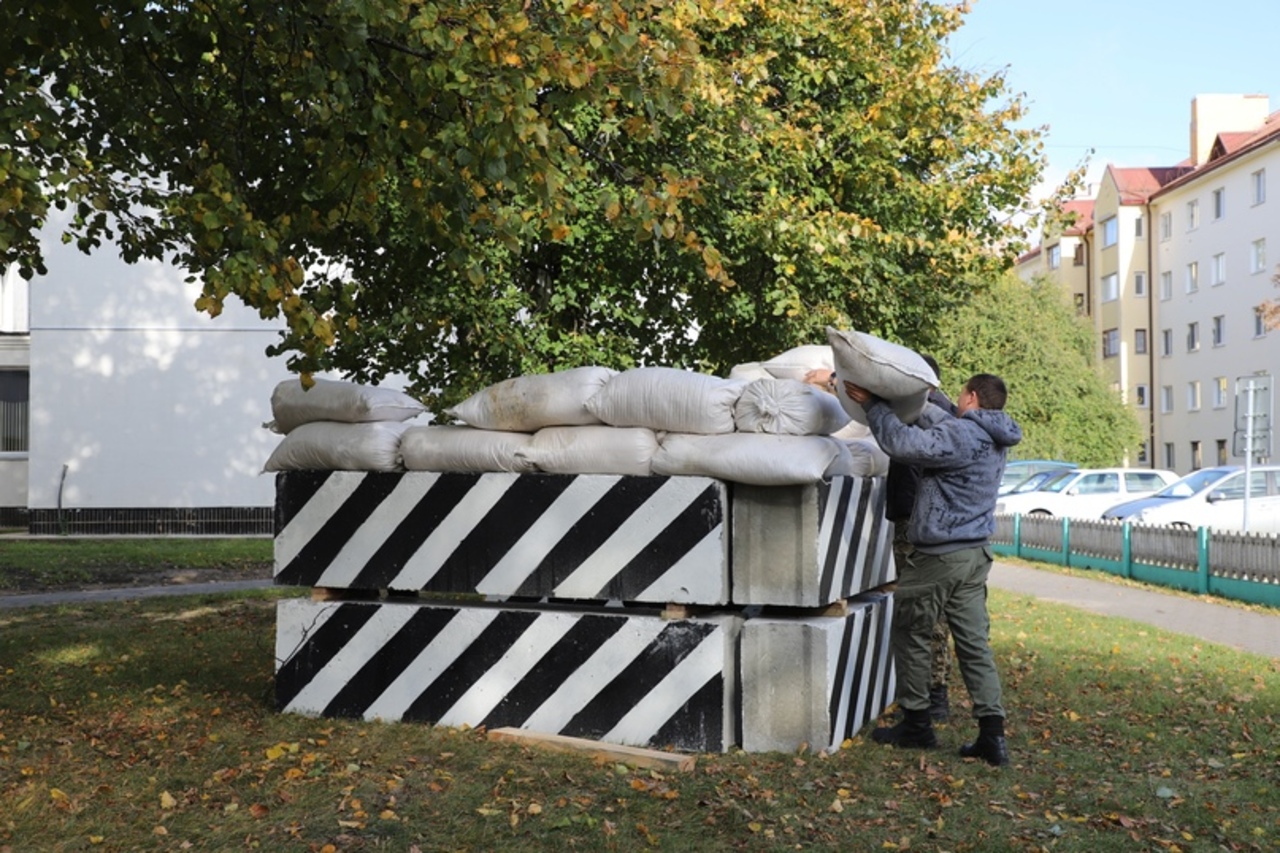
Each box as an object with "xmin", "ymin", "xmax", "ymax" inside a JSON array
[{"xmin": 486, "ymin": 727, "xmax": 697, "ymax": 772}]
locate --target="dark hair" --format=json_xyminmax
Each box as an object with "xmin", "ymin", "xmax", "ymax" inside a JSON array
[
  {"xmin": 965, "ymin": 373, "xmax": 1008, "ymax": 410},
  {"xmin": 922, "ymin": 354, "xmax": 941, "ymax": 384}
]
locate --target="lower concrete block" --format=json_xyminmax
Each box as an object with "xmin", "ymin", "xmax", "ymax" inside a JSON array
[
  {"xmin": 276, "ymin": 598, "xmax": 741, "ymax": 753},
  {"xmin": 740, "ymin": 592, "xmax": 895, "ymax": 753}
]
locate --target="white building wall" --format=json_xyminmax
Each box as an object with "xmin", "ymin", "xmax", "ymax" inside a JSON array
[
  {"xmin": 1152, "ymin": 147, "xmax": 1280, "ymax": 473},
  {"xmin": 27, "ymin": 220, "xmax": 293, "ymax": 512}
]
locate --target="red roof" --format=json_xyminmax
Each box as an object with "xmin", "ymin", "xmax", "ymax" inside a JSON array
[
  {"xmin": 1108, "ymin": 166, "xmax": 1194, "ymax": 204},
  {"xmin": 1061, "ymin": 199, "xmax": 1094, "ymax": 235},
  {"xmin": 1154, "ymin": 109, "xmax": 1280, "ymax": 198}
]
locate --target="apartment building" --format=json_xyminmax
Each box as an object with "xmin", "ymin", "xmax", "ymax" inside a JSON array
[
  {"xmin": 0, "ymin": 264, "xmax": 30, "ymax": 524},
  {"xmin": 1025, "ymin": 94, "xmax": 1280, "ymax": 474}
]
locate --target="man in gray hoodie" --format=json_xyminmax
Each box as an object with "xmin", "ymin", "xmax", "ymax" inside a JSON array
[{"xmin": 843, "ymin": 372, "xmax": 1022, "ymax": 766}]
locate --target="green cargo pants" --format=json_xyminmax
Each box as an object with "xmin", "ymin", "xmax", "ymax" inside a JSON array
[
  {"xmin": 890, "ymin": 544, "xmax": 1004, "ymax": 719},
  {"xmin": 892, "ymin": 525, "xmax": 952, "ymax": 688}
]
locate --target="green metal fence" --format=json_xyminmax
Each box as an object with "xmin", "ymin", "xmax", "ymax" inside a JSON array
[{"xmin": 992, "ymin": 514, "xmax": 1280, "ymax": 608}]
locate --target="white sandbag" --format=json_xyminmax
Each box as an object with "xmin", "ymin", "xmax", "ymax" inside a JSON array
[
  {"xmin": 400, "ymin": 425, "xmax": 537, "ymax": 473},
  {"xmin": 518, "ymin": 426, "xmax": 659, "ymax": 476},
  {"xmin": 761, "ymin": 344, "xmax": 834, "ymax": 381},
  {"xmin": 826, "ymin": 327, "xmax": 937, "ymax": 425},
  {"xmin": 268, "ymin": 378, "xmax": 425, "ymax": 434},
  {"xmin": 651, "ymin": 433, "xmax": 848, "ymax": 486},
  {"xmin": 836, "ymin": 437, "xmax": 891, "ymax": 477},
  {"xmin": 728, "ymin": 361, "xmax": 774, "ymax": 381},
  {"xmin": 445, "ymin": 366, "xmax": 617, "ymax": 432},
  {"xmin": 831, "ymin": 419, "xmax": 874, "ymax": 440},
  {"xmin": 585, "ymin": 367, "xmax": 746, "ymax": 434},
  {"xmin": 733, "ymin": 378, "xmax": 851, "ymax": 435},
  {"xmin": 263, "ymin": 420, "xmax": 412, "ymax": 472}
]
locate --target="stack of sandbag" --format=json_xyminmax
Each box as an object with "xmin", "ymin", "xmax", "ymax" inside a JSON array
[
  {"xmin": 261, "ymin": 329, "xmax": 939, "ymax": 485},
  {"xmin": 262, "ymin": 378, "xmax": 428, "ymax": 472}
]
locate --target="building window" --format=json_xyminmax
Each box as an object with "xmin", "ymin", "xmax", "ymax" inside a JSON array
[
  {"xmin": 1257, "ymin": 307, "xmax": 1270, "ymax": 338},
  {"xmin": 1214, "ymin": 376, "xmax": 1228, "ymax": 408},
  {"xmin": 1101, "ymin": 273, "xmax": 1119, "ymax": 302},
  {"xmin": 1163, "ymin": 443, "xmax": 1175, "ymax": 469},
  {"xmin": 1135, "ymin": 384, "xmax": 1149, "ymax": 408},
  {"xmin": 1161, "ymin": 328, "xmax": 1173, "ymax": 356},
  {"xmin": 1217, "ymin": 439, "xmax": 1228, "ymax": 465},
  {"xmin": 1186, "ymin": 199, "xmax": 1200, "ymax": 231},
  {"xmin": 1133, "ymin": 271, "xmax": 1147, "ymax": 297},
  {"xmin": 1212, "ymin": 315, "xmax": 1225, "ymax": 346},
  {"xmin": 1073, "ymin": 244, "xmax": 1085, "ymax": 266},
  {"xmin": 1073, "ymin": 293, "xmax": 1086, "ymax": 314},
  {"xmin": 1161, "ymin": 385, "xmax": 1174, "ymax": 413},
  {"xmin": 1185, "ymin": 262, "xmax": 1199, "ymax": 293},
  {"xmin": 1191, "ymin": 440, "xmax": 1202, "ymax": 469},
  {"xmin": 1212, "ymin": 187, "xmax": 1225, "ymax": 220},
  {"xmin": 1103, "ymin": 328, "xmax": 1120, "ymax": 358},
  {"xmin": 1252, "ymin": 169, "xmax": 1266, "ymax": 205},
  {"xmin": 1134, "ymin": 328, "xmax": 1148, "ymax": 354},
  {"xmin": 1137, "ymin": 441, "xmax": 1149, "ymax": 464},
  {"xmin": 1251, "ymin": 238, "xmax": 1266, "ymax": 274},
  {"xmin": 1211, "ymin": 252, "xmax": 1226, "ymax": 285},
  {"xmin": 1187, "ymin": 381, "xmax": 1201, "ymax": 411},
  {"xmin": 1135, "ymin": 216, "xmax": 1144, "ymax": 237},
  {"xmin": 1047, "ymin": 244, "xmax": 1061, "ymax": 269},
  {"xmin": 1160, "ymin": 271, "xmax": 1173, "ymax": 300},
  {"xmin": 1101, "ymin": 216, "xmax": 1118, "ymax": 247},
  {"xmin": 0, "ymin": 370, "xmax": 29, "ymax": 453},
  {"xmin": 1187, "ymin": 322, "xmax": 1200, "ymax": 351}
]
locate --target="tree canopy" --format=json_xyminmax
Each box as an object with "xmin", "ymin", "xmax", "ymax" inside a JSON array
[
  {"xmin": 4, "ymin": 0, "xmax": 1045, "ymax": 409},
  {"xmin": 925, "ymin": 273, "xmax": 1144, "ymax": 467}
]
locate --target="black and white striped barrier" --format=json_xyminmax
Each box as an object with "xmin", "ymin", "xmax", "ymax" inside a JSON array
[
  {"xmin": 276, "ymin": 598, "xmax": 740, "ymax": 753},
  {"xmin": 740, "ymin": 592, "xmax": 895, "ymax": 753}
]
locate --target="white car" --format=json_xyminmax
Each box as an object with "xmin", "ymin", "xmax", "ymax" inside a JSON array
[
  {"xmin": 995, "ymin": 467, "xmax": 1180, "ymax": 520},
  {"xmin": 1109, "ymin": 465, "xmax": 1280, "ymax": 534}
]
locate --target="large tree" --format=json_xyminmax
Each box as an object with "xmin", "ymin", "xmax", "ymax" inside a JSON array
[
  {"xmin": 925, "ymin": 273, "xmax": 1144, "ymax": 467},
  {"xmin": 4, "ymin": 0, "xmax": 1044, "ymax": 409}
]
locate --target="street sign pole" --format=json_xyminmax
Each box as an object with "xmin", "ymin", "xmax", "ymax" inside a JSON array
[{"xmin": 1233, "ymin": 373, "xmax": 1273, "ymax": 532}]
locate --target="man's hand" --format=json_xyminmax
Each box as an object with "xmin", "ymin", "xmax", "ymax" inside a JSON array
[{"xmin": 843, "ymin": 381, "xmax": 872, "ymax": 404}]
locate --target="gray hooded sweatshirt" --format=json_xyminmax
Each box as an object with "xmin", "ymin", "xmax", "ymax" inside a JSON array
[{"xmin": 863, "ymin": 398, "xmax": 1023, "ymax": 554}]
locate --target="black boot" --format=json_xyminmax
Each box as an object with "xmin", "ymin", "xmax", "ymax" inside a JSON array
[
  {"xmin": 959, "ymin": 715, "xmax": 1009, "ymax": 766},
  {"xmin": 927, "ymin": 684, "xmax": 950, "ymax": 723},
  {"xmin": 870, "ymin": 708, "xmax": 938, "ymax": 749}
]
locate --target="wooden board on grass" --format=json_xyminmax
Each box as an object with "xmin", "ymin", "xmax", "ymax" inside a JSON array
[{"xmin": 486, "ymin": 726, "xmax": 697, "ymax": 772}]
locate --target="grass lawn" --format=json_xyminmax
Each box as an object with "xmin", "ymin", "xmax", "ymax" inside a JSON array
[
  {"xmin": 0, "ymin": 538, "xmax": 273, "ymax": 592},
  {"xmin": 1, "ymin": 584, "xmax": 1277, "ymax": 852}
]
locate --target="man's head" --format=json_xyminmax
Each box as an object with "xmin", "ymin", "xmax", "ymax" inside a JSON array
[
  {"xmin": 922, "ymin": 354, "xmax": 941, "ymax": 386},
  {"xmin": 958, "ymin": 373, "xmax": 1008, "ymax": 414}
]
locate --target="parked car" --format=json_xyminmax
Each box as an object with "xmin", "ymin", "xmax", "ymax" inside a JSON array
[
  {"xmin": 1101, "ymin": 465, "xmax": 1280, "ymax": 533},
  {"xmin": 997, "ymin": 459, "xmax": 1078, "ymax": 496},
  {"xmin": 1002, "ymin": 468, "xmax": 1070, "ymax": 497},
  {"xmin": 994, "ymin": 467, "xmax": 1180, "ymax": 519}
]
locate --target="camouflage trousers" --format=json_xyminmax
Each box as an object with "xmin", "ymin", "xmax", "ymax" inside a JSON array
[{"xmin": 892, "ymin": 524, "xmax": 953, "ymax": 688}]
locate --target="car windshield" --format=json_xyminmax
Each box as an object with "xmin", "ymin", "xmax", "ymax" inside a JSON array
[
  {"xmin": 1038, "ymin": 471, "xmax": 1077, "ymax": 493},
  {"xmin": 1154, "ymin": 468, "xmax": 1234, "ymax": 499}
]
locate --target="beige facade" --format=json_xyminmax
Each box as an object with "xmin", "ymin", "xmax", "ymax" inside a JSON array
[{"xmin": 1027, "ymin": 94, "xmax": 1280, "ymax": 474}]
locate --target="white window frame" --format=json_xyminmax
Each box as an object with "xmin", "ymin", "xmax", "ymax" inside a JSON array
[
  {"xmin": 1252, "ymin": 169, "xmax": 1266, "ymax": 205},
  {"xmin": 1212, "ymin": 315, "xmax": 1225, "ymax": 346},
  {"xmin": 1135, "ymin": 384, "xmax": 1149, "ymax": 408},
  {"xmin": 1186, "ymin": 199, "xmax": 1200, "ymax": 231},
  {"xmin": 1047, "ymin": 244, "xmax": 1061, "ymax": 270},
  {"xmin": 1187, "ymin": 381, "xmax": 1201, "ymax": 411},
  {"xmin": 1101, "ymin": 272, "xmax": 1120, "ymax": 302},
  {"xmin": 1251, "ymin": 238, "xmax": 1266, "ymax": 274},
  {"xmin": 1133, "ymin": 270, "xmax": 1147, "ymax": 297},
  {"xmin": 1213, "ymin": 376, "xmax": 1228, "ymax": 408},
  {"xmin": 1212, "ymin": 187, "xmax": 1225, "ymax": 220},
  {"xmin": 1135, "ymin": 216, "xmax": 1145, "ymax": 238},
  {"xmin": 1134, "ymin": 328, "xmax": 1148, "ymax": 354},
  {"xmin": 1101, "ymin": 216, "xmax": 1118, "ymax": 248},
  {"xmin": 1163, "ymin": 442, "xmax": 1176, "ymax": 470},
  {"xmin": 1187, "ymin": 321, "xmax": 1200, "ymax": 352},
  {"xmin": 1160, "ymin": 386, "xmax": 1174, "ymax": 413},
  {"xmin": 1257, "ymin": 307, "xmax": 1270, "ymax": 338},
  {"xmin": 1161, "ymin": 328, "xmax": 1173, "ymax": 356},
  {"xmin": 1211, "ymin": 252, "xmax": 1226, "ymax": 285},
  {"xmin": 1160, "ymin": 271, "xmax": 1173, "ymax": 300},
  {"xmin": 1185, "ymin": 261, "xmax": 1198, "ymax": 293},
  {"xmin": 1159, "ymin": 211, "xmax": 1172, "ymax": 241}
]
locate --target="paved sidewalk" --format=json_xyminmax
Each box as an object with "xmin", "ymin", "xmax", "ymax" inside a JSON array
[
  {"xmin": 0, "ymin": 578, "xmax": 274, "ymax": 610},
  {"xmin": 989, "ymin": 561, "xmax": 1280, "ymax": 658}
]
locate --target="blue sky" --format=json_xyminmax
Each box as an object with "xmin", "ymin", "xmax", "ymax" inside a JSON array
[{"xmin": 946, "ymin": 0, "xmax": 1280, "ymax": 197}]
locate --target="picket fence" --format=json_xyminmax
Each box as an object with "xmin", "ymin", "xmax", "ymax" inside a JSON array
[{"xmin": 991, "ymin": 514, "xmax": 1280, "ymax": 608}]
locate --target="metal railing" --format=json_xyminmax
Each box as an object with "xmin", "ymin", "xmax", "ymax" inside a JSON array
[{"xmin": 992, "ymin": 513, "xmax": 1280, "ymax": 608}]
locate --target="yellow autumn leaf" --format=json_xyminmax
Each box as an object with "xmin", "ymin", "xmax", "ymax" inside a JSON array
[{"xmin": 160, "ymin": 791, "xmax": 177, "ymax": 809}]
